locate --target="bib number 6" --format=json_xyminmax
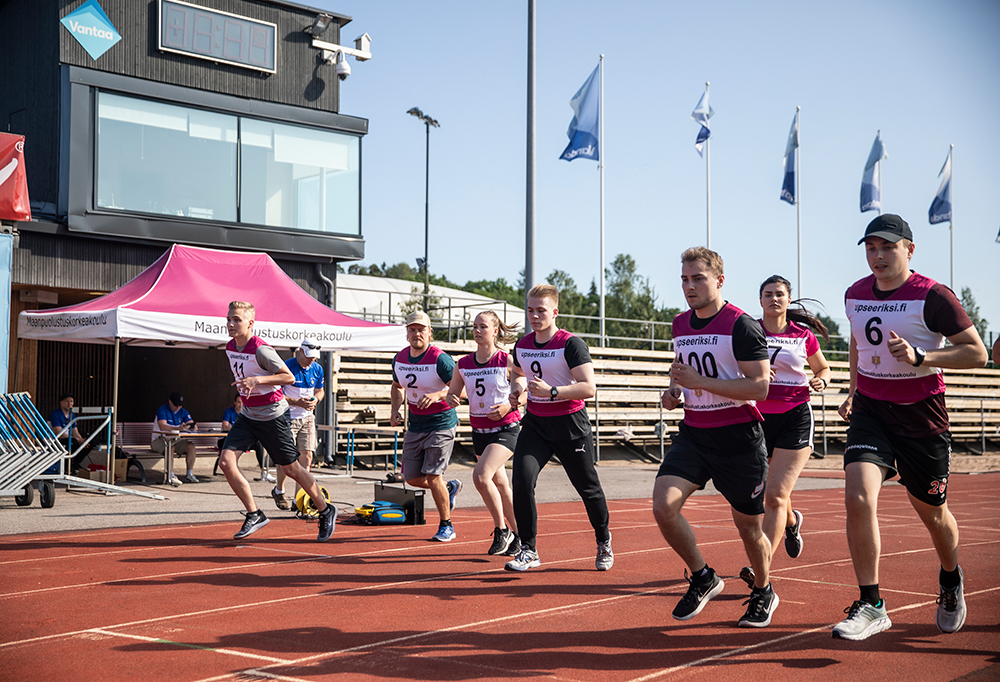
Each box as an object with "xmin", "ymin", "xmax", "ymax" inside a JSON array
[{"xmin": 865, "ymin": 316, "xmax": 883, "ymax": 346}]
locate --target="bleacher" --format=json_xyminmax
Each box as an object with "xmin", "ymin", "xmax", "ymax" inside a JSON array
[{"xmin": 330, "ymin": 341, "xmax": 1000, "ymax": 467}]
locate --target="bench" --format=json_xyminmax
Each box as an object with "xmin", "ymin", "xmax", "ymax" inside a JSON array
[{"xmin": 116, "ymin": 421, "xmax": 226, "ymax": 483}]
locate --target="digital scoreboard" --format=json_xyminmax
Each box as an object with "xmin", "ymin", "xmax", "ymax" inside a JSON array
[{"xmin": 158, "ymin": 0, "xmax": 276, "ymax": 73}]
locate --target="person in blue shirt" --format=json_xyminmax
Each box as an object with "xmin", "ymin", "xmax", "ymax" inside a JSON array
[
  {"xmin": 271, "ymin": 338, "xmax": 326, "ymax": 510},
  {"xmin": 151, "ymin": 391, "xmax": 197, "ymax": 485},
  {"xmin": 48, "ymin": 392, "xmax": 92, "ymax": 473}
]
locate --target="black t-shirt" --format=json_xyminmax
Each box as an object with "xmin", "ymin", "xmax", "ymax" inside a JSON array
[{"xmin": 514, "ymin": 331, "xmax": 593, "ymax": 441}]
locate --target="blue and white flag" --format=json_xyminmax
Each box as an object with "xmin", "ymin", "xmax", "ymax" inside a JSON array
[
  {"xmin": 691, "ymin": 87, "xmax": 713, "ymax": 157},
  {"xmin": 860, "ymin": 132, "xmax": 887, "ymax": 213},
  {"xmin": 780, "ymin": 110, "xmax": 799, "ymax": 205},
  {"xmin": 560, "ymin": 64, "xmax": 600, "ymax": 162},
  {"xmin": 928, "ymin": 147, "xmax": 953, "ymax": 225}
]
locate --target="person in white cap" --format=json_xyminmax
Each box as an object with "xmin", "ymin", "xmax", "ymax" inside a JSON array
[
  {"xmin": 271, "ymin": 337, "xmax": 326, "ymax": 511},
  {"xmin": 390, "ymin": 310, "xmax": 463, "ymax": 542}
]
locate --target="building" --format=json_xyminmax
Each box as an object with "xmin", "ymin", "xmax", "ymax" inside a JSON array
[{"xmin": 1, "ymin": 0, "xmax": 370, "ymax": 434}]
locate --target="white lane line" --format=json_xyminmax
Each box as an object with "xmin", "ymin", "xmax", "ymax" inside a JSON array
[{"xmin": 89, "ymin": 628, "xmax": 290, "ymax": 663}]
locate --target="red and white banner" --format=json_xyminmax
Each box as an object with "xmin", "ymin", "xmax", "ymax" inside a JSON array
[{"xmin": 0, "ymin": 133, "xmax": 31, "ymax": 222}]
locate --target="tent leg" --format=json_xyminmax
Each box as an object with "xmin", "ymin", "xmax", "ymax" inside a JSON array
[
  {"xmin": 110, "ymin": 337, "xmax": 120, "ymax": 476},
  {"xmin": 13, "ymin": 337, "xmax": 22, "ymax": 391}
]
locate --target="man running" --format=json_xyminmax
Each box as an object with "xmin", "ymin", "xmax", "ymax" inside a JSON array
[
  {"xmin": 218, "ymin": 301, "xmax": 335, "ymax": 542},
  {"xmin": 833, "ymin": 214, "xmax": 987, "ymax": 640}
]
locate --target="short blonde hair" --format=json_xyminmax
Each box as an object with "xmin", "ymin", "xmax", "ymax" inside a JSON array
[
  {"xmin": 228, "ymin": 301, "xmax": 255, "ymax": 319},
  {"xmin": 527, "ymin": 283, "xmax": 559, "ymax": 306},
  {"xmin": 681, "ymin": 247, "xmax": 724, "ymax": 277}
]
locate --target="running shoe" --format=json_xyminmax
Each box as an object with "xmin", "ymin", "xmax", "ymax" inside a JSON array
[
  {"xmin": 447, "ymin": 479, "xmax": 463, "ymax": 510},
  {"xmin": 432, "ymin": 524, "xmax": 456, "ymax": 542},
  {"xmin": 488, "ymin": 527, "xmax": 515, "ymax": 556},
  {"xmin": 234, "ymin": 510, "xmax": 269, "ymax": 539},
  {"xmin": 596, "ymin": 537, "xmax": 614, "ymax": 571},
  {"xmin": 784, "ymin": 509, "xmax": 804, "ymax": 558},
  {"xmin": 317, "ymin": 504, "xmax": 336, "ymax": 543},
  {"xmin": 936, "ymin": 566, "xmax": 966, "ymax": 633},
  {"xmin": 505, "ymin": 533, "xmax": 522, "ymax": 557},
  {"xmin": 739, "ymin": 566, "xmax": 756, "ymax": 590},
  {"xmin": 183, "ymin": 472, "xmax": 199, "ymax": 484},
  {"xmin": 832, "ymin": 600, "xmax": 892, "ymax": 640},
  {"xmin": 261, "ymin": 469, "xmax": 276, "ymax": 484},
  {"xmin": 505, "ymin": 548, "xmax": 541, "ymax": 572},
  {"xmin": 738, "ymin": 586, "xmax": 779, "ymax": 628},
  {"xmin": 168, "ymin": 475, "xmax": 183, "ymax": 487},
  {"xmin": 672, "ymin": 569, "xmax": 724, "ymax": 621},
  {"xmin": 271, "ymin": 487, "xmax": 290, "ymax": 511}
]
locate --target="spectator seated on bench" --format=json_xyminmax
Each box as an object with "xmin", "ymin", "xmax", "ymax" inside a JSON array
[{"xmin": 152, "ymin": 391, "xmax": 198, "ymax": 485}]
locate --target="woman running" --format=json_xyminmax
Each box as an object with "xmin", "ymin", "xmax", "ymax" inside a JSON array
[
  {"xmin": 742, "ymin": 275, "xmax": 831, "ymax": 587},
  {"xmin": 446, "ymin": 311, "xmax": 526, "ymax": 556}
]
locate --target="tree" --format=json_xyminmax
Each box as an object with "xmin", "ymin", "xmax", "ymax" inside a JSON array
[
  {"xmin": 960, "ymin": 287, "xmax": 989, "ymax": 340},
  {"xmin": 816, "ymin": 313, "xmax": 849, "ymax": 357}
]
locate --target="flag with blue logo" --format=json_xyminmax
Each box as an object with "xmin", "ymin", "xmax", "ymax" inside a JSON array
[
  {"xmin": 691, "ymin": 87, "xmax": 713, "ymax": 157},
  {"xmin": 560, "ymin": 64, "xmax": 600, "ymax": 162},
  {"xmin": 860, "ymin": 132, "xmax": 887, "ymax": 213},
  {"xmin": 928, "ymin": 147, "xmax": 953, "ymax": 225},
  {"xmin": 780, "ymin": 110, "xmax": 799, "ymax": 205}
]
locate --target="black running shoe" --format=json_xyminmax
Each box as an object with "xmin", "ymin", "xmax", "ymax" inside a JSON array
[
  {"xmin": 488, "ymin": 527, "xmax": 514, "ymax": 556},
  {"xmin": 784, "ymin": 509, "xmax": 804, "ymax": 559},
  {"xmin": 505, "ymin": 533, "xmax": 522, "ymax": 557},
  {"xmin": 317, "ymin": 504, "xmax": 336, "ymax": 543},
  {"xmin": 672, "ymin": 569, "xmax": 724, "ymax": 621},
  {"xmin": 234, "ymin": 510, "xmax": 269, "ymax": 539},
  {"xmin": 738, "ymin": 586, "xmax": 779, "ymax": 628},
  {"xmin": 739, "ymin": 565, "xmax": 756, "ymax": 590}
]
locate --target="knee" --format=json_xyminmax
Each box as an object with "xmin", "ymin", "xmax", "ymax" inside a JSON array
[
  {"xmin": 764, "ymin": 491, "xmax": 787, "ymax": 512},
  {"xmin": 652, "ymin": 496, "xmax": 681, "ymax": 529},
  {"xmin": 473, "ymin": 468, "xmax": 492, "ymax": 490}
]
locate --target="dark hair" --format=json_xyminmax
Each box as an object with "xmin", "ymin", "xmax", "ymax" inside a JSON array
[
  {"xmin": 759, "ymin": 275, "xmax": 830, "ymax": 342},
  {"xmin": 59, "ymin": 392, "xmax": 74, "ymax": 401}
]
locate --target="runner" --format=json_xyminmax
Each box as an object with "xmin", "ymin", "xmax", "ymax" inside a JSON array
[
  {"xmin": 446, "ymin": 311, "xmax": 526, "ymax": 556},
  {"xmin": 504, "ymin": 284, "xmax": 614, "ymax": 572},
  {"xmin": 654, "ymin": 247, "xmax": 776, "ymax": 627},
  {"xmin": 739, "ymin": 274, "xmax": 831, "ymax": 590},
  {"xmin": 834, "ymin": 214, "xmax": 987, "ymax": 640},
  {"xmin": 218, "ymin": 301, "xmax": 335, "ymax": 542},
  {"xmin": 390, "ymin": 310, "xmax": 463, "ymax": 542}
]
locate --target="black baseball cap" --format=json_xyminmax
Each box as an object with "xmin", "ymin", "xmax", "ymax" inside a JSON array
[
  {"xmin": 858, "ymin": 214, "xmax": 913, "ymax": 245},
  {"xmin": 169, "ymin": 391, "xmax": 184, "ymax": 405}
]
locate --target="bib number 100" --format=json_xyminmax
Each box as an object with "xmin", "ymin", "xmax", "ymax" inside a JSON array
[{"xmin": 678, "ymin": 351, "xmax": 718, "ymax": 378}]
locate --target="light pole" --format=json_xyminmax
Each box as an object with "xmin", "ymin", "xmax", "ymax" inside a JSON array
[{"xmin": 407, "ymin": 107, "xmax": 439, "ymax": 311}]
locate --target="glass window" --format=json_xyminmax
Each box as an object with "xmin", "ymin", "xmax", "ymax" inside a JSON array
[
  {"xmin": 97, "ymin": 93, "xmax": 237, "ymax": 222},
  {"xmin": 240, "ymin": 118, "xmax": 360, "ymax": 235}
]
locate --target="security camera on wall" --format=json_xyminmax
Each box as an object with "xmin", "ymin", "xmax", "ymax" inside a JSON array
[{"xmin": 335, "ymin": 57, "xmax": 351, "ymax": 81}]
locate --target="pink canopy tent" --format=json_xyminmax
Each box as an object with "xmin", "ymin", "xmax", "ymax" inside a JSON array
[
  {"xmin": 18, "ymin": 244, "xmax": 404, "ymax": 350},
  {"xmin": 16, "ymin": 245, "xmax": 404, "ymax": 466}
]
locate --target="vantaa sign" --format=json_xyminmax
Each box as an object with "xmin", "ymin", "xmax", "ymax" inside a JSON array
[{"xmin": 61, "ymin": 0, "xmax": 122, "ymax": 60}]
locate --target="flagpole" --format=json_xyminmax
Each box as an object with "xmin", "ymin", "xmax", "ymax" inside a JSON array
[
  {"xmin": 525, "ymin": 0, "xmax": 536, "ymax": 297},
  {"xmin": 599, "ymin": 54, "xmax": 606, "ymax": 347},
  {"xmin": 796, "ymin": 106, "xmax": 802, "ymax": 297},
  {"xmin": 950, "ymin": 144, "xmax": 954, "ymax": 291},
  {"xmin": 705, "ymin": 81, "xmax": 711, "ymax": 248},
  {"xmin": 876, "ymin": 129, "xmax": 882, "ymax": 216}
]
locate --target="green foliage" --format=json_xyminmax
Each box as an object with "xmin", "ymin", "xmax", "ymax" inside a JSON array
[
  {"xmin": 960, "ymin": 287, "xmax": 989, "ymax": 340},
  {"xmin": 817, "ymin": 313, "xmax": 849, "ymax": 355}
]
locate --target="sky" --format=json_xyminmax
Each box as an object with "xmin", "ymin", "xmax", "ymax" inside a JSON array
[{"xmin": 312, "ymin": 0, "xmax": 1000, "ymax": 339}]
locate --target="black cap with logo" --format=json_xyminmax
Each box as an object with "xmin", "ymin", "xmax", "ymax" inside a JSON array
[{"xmin": 858, "ymin": 214, "xmax": 913, "ymax": 245}]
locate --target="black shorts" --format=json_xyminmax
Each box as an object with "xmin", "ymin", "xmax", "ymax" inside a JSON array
[
  {"xmin": 471, "ymin": 423, "xmax": 520, "ymax": 457},
  {"xmin": 761, "ymin": 402, "xmax": 814, "ymax": 456},
  {"xmin": 223, "ymin": 411, "xmax": 300, "ymax": 466},
  {"xmin": 845, "ymin": 410, "xmax": 952, "ymax": 506},
  {"xmin": 656, "ymin": 420, "xmax": 768, "ymax": 516}
]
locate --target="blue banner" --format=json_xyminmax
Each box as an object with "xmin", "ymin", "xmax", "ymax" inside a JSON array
[
  {"xmin": 860, "ymin": 133, "xmax": 887, "ymax": 213},
  {"xmin": 780, "ymin": 110, "xmax": 799, "ymax": 204},
  {"xmin": 560, "ymin": 64, "xmax": 600, "ymax": 162},
  {"xmin": 691, "ymin": 87, "xmax": 713, "ymax": 157},
  {"xmin": 928, "ymin": 148, "xmax": 953, "ymax": 225}
]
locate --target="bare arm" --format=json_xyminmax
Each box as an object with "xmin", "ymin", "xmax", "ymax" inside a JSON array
[
  {"xmin": 838, "ymin": 335, "xmax": 859, "ymax": 421},
  {"xmin": 526, "ymin": 362, "xmax": 597, "ymax": 401},
  {"xmin": 670, "ymin": 358, "xmax": 769, "ymax": 401},
  {"xmin": 445, "ymin": 369, "xmax": 466, "ymax": 408},
  {"xmin": 887, "ymin": 327, "xmax": 988, "ymax": 370},
  {"xmin": 806, "ymin": 349, "xmax": 832, "ymax": 392},
  {"xmin": 390, "ymin": 382, "xmax": 405, "ymax": 427}
]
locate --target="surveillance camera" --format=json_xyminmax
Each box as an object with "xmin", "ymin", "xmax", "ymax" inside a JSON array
[{"xmin": 335, "ymin": 59, "xmax": 351, "ymax": 81}]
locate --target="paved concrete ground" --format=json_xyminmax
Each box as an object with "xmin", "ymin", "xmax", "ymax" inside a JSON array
[{"xmin": 3, "ymin": 447, "xmax": 996, "ymax": 537}]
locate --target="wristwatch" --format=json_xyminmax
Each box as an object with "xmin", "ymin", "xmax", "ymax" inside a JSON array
[
  {"xmin": 913, "ymin": 346, "xmax": 926, "ymax": 367},
  {"xmin": 550, "ymin": 386, "xmax": 559, "ymax": 399}
]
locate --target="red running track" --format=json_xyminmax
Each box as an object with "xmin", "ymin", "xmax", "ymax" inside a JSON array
[{"xmin": 1, "ymin": 474, "xmax": 999, "ymax": 681}]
